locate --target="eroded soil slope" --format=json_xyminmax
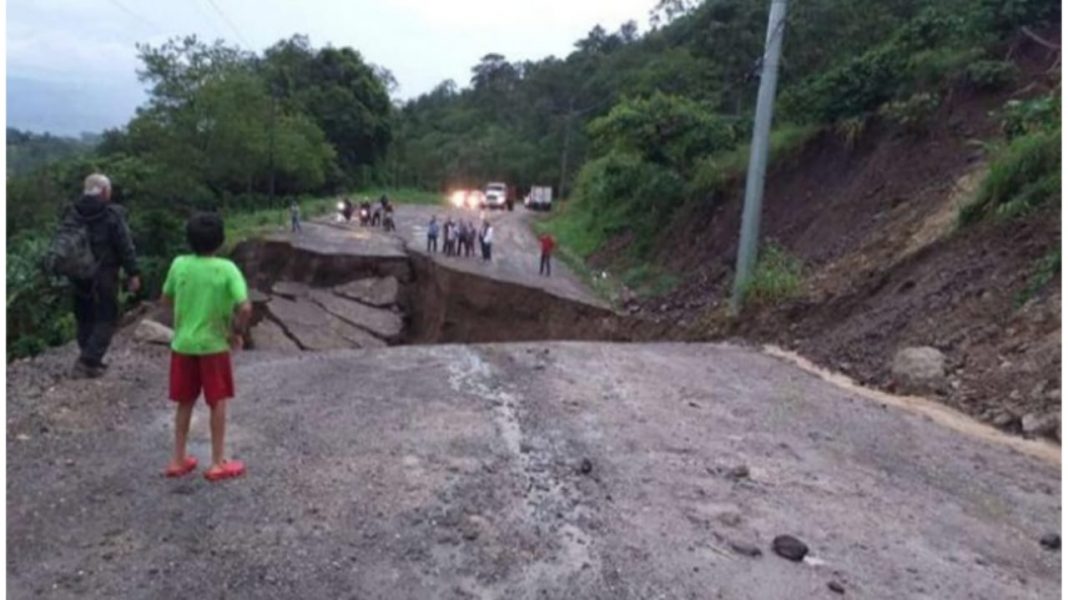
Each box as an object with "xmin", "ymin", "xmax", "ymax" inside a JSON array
[{"xmin": 618, "ymin": 39, "xmax": 1061, "ymax": 439}]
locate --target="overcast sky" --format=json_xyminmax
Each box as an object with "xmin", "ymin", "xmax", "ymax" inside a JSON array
[{"xmin": 7, "ymin": 0, "xmax": 654, "ymax": 135}]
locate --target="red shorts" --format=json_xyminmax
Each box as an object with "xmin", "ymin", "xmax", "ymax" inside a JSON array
[{"xmin": 169, "ymin": 352, "xmax": 234, "ymax": 407}]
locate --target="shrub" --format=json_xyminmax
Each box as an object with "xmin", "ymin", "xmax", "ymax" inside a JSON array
[
  {"xmin": 878, "ymin": 92, "xmax": 941, "ymax": 132},
  {"xmin": 959, "ymin": 127, "xmax": 1060, "ymax": 225},
  {"xmin": 962, "ymin": 60, "xmax": 1017, "ymax": 90},
  {"xmin": 1016, "ymin": 247, "xmax": 1061, "ymax": 306},
  {"xmin": 689, "ymin": 124, "xmax": 818, "ymax": 197},
  {"xmin": 743, "ymin": 243, "xmax": 804, "ymax": 306},
  {"xmin": 571, "ymin": 151, "xmax": 685, "ymax": 255},
  {"xmin": 999, "ymin": 93, "xmax": 1059, "ymax": 139},
  {"xmin": 588, "ymin": 92, "xmax": 737, "ymax": 173},
  {"xmin": 7, "ymin": 235, "xmax": 76, "ymax": 359},
  {"xmin": 909, "ymin": 47, "xmax": 986, "ymax": 88},
  {"xmin": 835, "ymin": 116, "xmax": 867, "ymax": 148}
]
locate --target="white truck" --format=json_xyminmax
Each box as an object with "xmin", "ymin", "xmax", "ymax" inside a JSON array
[
  {"xmin": 483, "ymin": 182, "xmax": 508, "ymax": 209},
  {"xmin": 524, "ymin": 186, "xmax": 553, "ymax": 211}
]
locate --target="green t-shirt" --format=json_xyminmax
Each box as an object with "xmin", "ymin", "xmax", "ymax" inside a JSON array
[{"xmin": 162, "ymin": 255, "xmax": 249, "ymax": 355}]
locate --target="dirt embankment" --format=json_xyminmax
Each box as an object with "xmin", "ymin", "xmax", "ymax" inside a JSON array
[
  {"xmin": 617, "ymin": 38, "xmax": 1061, "ymax": 439},
  {"xmin": 405, "ymin": 253, "xmax": 624, "ymax": 344}
]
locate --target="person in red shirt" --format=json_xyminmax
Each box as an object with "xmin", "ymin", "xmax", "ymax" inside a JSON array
[{"xmin": 538, "ymin": 233, "xmax": 556, "ymax": 277}]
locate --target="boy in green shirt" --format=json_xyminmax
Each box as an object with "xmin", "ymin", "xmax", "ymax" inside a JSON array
[{"xmin": 162, "ymin": 213, "xmax": 252, "ymax": 482}]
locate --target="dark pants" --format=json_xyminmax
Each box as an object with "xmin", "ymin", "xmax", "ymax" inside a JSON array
[
  {"xmin": 540, "ymin": 254, "xmax": 551, "ymax": 276},
  {"xmin": 482, "ymin": 242, "xmax": 492, "ymax": 261},
  {"xmin": 72, "ymin": 268, "xmax": 120, "ymax": 367},
  {"xmin": 291, "ymin": 217, "xmax": 301, "ymax": 232},
  {"xmin": 427, "ymin": 235, "xmax": 438, "ymax": 253}
]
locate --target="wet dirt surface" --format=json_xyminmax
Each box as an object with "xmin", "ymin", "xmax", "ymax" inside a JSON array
[{"xmin": 7, "ymin": 340, "xmax": 1060, "ymax": 599}]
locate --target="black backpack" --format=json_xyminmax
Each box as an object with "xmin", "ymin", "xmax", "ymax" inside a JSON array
[{"xmin": 45, "ymin": 208, "xmax": 99, "ymax": 280}]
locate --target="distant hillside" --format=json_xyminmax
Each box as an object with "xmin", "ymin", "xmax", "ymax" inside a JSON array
[{"xmin": 6, "ymin": 127, "xmax": 100, "ymax": 177}]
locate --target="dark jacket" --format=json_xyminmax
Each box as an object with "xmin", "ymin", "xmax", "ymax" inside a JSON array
[{"xmin": 71, "ymin": 194, "xmax": 139, "ymax": 276}]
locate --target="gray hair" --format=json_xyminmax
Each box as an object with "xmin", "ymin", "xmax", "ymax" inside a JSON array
[{"xmin": 83, "ymin": 173, "xmax": 111, "ymax": 196}]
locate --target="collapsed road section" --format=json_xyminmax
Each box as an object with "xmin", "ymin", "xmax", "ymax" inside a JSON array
[{"xmin": 228, "ymin": 222, "xmax": 628, "ymax": 351}]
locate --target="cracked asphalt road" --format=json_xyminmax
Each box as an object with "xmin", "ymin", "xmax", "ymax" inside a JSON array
[
  {"xmin": 7, "ymin": 338, "xmax": 1060, "ymax": 599},
  {"xmin": 320, "ymin": 203, "xmax": 603, "ymax": 306}
]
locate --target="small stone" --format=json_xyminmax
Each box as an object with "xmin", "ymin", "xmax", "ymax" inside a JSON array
[
  {"xmin": 578, "ymin": 458, "xmax": 593, "ymax": 475},
  {"xmin": 716, "ymin": 511, "xmax": 743, "ymax": 527},
  {"xmin": 729, "ymin": 541, "xmax": 762, "ymax": 557},
  {"xmin": 891, "ymin": 346, "xmax": 946, "ymax": 393},
  {"xmin": 1021, "ymin": 412, "xmax": 1059, "ymax": 437},
  {"xmin": 772, "ymin": 535, "xmax": 808, "ymax": 562},
  {"xmin": 1040, "ymin": 533, "xmax": 1060, "ymax": 551},
  {"xmin": 828, "ymin": 581, "xmax": 845, "ymax": 594},
  {"xmin": 133, "ymin": 319, "xmax": 173, "ymax": 345},
  {"xmin": 992, "ymin": 412, "xmax": 1019, "ymax": 429},
  {"xmin": 728, "ymin": 465, "xmax": 749, "ymax": 480}
]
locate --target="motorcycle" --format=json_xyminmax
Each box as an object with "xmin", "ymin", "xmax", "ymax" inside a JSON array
[
  {"xmin": 337, "ymin": 201, "xmax": 355, "ymax": 222},
  {"xmin": 358, "ymin": 203, "xmax": 372, "ymax": 226}
]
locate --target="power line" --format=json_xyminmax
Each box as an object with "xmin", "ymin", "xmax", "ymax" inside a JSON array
[
  {"xmin": 202, "ymin": 0, "xmax": 251, "ymax": 47},
  {"xmin": 190, "ymin": 0, "xmax": 228, "ymax": 42},
  {"xmin": 104, "ymin": 0, "xmax": 163, "ymax": 31}
]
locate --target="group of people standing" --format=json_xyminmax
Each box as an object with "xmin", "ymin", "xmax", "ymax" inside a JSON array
[{"xmin": 427, "ymin": 216, "xmax": 494, "ymax": 261}]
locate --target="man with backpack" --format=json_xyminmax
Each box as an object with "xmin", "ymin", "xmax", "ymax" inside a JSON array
[{"xmin": 49, "ymin": 173, "xmax": 140, "ymax": 378}]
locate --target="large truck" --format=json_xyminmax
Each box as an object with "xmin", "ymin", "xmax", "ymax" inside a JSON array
[
  {"xmin": 483, "ymin": 182, "xmax": 509, "ymax": 210},
  {"xmin": 524, "ymin": 186, "xmax": 553, "ymax": 211}
]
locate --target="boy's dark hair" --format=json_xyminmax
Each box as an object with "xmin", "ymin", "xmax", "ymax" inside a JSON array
[{"xmin": 186, "ymin": 212, "xmax": 225, "ymax": 255}]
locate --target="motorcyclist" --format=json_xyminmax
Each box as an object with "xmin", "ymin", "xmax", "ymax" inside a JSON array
[{"xmin": 359, "ymin": 200, "xmax": 372, "ymax": 225}]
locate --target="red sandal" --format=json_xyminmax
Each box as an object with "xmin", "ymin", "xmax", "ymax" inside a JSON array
[
  {"xmin": 164, "ymin": 456, "xmax": 198, "ymax": 478},
  {"xmin": 204, "ymin": 460, "xmax": 246, "ymax": 482}
]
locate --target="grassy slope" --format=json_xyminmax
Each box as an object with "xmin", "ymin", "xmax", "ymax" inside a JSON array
[{"xmin": 538, "ymin": 123, "xmax": 818, "ymax": 303}]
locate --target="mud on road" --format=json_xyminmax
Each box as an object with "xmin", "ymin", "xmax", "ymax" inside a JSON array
[{"xmin": 7, "ymin": 339, "xmax": 1061, "ymax": 599}]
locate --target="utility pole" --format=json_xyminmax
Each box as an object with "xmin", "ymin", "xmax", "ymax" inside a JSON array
[{"xmin": 730, "ymin": 0, "xmax": 788, "ymax": 313}]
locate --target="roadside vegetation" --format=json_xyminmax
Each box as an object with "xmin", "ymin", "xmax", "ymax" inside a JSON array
[
  {"xmin": 959, "ymin": 91, "xmax": 1061, "ymax": 226},
  {"xmin": 7, "ymin": 35, "xmax": 395, "ymax": 357},
  {"xmin": 388, "ymin": 0, "xmax": 1055, "ymax": 307},
  {"xmin": 742, "ymin": 243, "xmax": 805, "ymax": 307},
  {"xmin": 7, "ymin": 0, "xmax": 1060, "ymax": 355},
  {"xmin": 1015, "ymin": 247, "xmax": 1061, "ymax": 307}
]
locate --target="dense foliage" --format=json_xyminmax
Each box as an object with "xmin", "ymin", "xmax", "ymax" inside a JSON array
[
  {"xmin": 397, "ymin": 0, "xmax": 1058, "ymax": 268},
  {"xmin": 7, "ymin": 35, "xmax": 393, "ymax": 358},
  {"xmin": 8, "ymin": 0, "xmax": 1061, "ymax": 355}
]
